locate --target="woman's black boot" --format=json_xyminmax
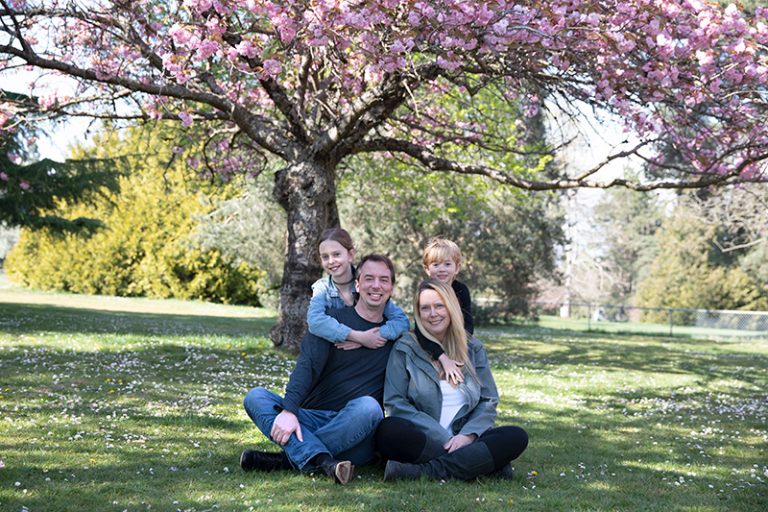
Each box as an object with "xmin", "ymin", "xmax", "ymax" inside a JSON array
[{"xmin": 384, "ymin": 442, "xmax": 496, "ymax": 481}]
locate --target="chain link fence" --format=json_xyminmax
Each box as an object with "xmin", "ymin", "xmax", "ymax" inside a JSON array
[{"xmin": 528, "ymin": 301, "xmax": 768, "ymax": 340}]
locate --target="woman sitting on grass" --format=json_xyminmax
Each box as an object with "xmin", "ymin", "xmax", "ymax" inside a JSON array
[{"xmin": 376, "ymin": 279, "xmax": 528, "ymax": 480}]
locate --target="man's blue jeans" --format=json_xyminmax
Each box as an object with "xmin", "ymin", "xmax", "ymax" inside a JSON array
[{"xmin": 243, "ymin": 387, "xmax": 382, "ymax": 471}]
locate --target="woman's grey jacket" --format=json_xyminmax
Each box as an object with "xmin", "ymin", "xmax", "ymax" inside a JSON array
[{"xmin": 383, "ymin": 331, "xmax": 499, "ymax": 445}]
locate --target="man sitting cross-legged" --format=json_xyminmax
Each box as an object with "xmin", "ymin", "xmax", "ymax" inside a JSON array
[{"xmin": 241, "ymin": 254, "xmax": 401, "ymax": 484}]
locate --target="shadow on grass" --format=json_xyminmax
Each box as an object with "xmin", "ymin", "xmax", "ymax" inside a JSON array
[
  {"xmin": 510, "ymin": 407, "xmax": 766, "ymax": 512},
  {"xmin": 482, "ymin": 322, "xmax": 689, "ymax": 341},
  {"xmin": 5, "ymin": 402, "xmax": 764, "ymax": 512},
  {"xmin": 0, "ymin": 302, "xmax": 275, "ymax": 338},
  {"xmin": 486, "ymin": 318, "xmax": 768, "ymax": 343},
  {"xmin": 2, "ymin": 310, "xmax": 767, "ymax": 511},
  {"xmin": 2, "ymin": 341, "xmax": 294, "ymax": 410},
  {"xmin": 483, "ymin": 326, "xmax": 768, "ymax": 390}
]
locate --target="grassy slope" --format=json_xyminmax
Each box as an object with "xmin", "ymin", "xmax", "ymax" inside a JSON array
[{"xmin": 0, "ymin": 286, "xmax": 766, "ymax": 512}]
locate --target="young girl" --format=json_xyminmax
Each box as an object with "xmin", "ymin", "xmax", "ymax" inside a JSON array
[{"xmin": 307, "ymin": 227, "xmax": 410, "ymax": 348}]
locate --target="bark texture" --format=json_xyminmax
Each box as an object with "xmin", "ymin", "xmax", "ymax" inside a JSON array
[{"xmin": 270, "ymin": 159, "xmax": 339, "ymax": 353}]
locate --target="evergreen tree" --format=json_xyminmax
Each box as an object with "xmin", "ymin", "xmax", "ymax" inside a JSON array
[
  {"xmin": 6, "ymin": 123, "xmax": 266, "ymax": 306},
  {"xmin": 636, "ymin": 200, "xmax": 766, "ymax": 322},
  {"xmin": 0, "ymin": 92, "xmax": 118, "ymax": 231}
]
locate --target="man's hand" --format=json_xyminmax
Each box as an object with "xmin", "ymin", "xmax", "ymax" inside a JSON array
[
  {"xmin": 444, "ymin": 433, "xmax": 476, "ymax": 453},
  {"xmin": 336, "ymin": 341, "xmax": 363, "ymax": 350},
  {"xmin": 347, "ymin": 327, "xmax": 387, "ymax": 349},
  {"xmin": 271, "ymin": 410, "xmax": 303, "ymax": 445}
]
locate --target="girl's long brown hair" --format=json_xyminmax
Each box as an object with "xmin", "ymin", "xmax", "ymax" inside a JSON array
[{"xmin": 319, "ymin": 227, "xmax": 355, "ymax": 251}]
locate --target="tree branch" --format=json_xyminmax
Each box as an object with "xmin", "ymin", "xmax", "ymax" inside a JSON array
[
  {"xmin": 320, "ymin": 63, "xmax": 443, "ymax": 161},
  {"xmin": 295, "ymin": 50, "xmax": 312, "ymax": 121},
  {"xmin": 569, "ymin": 139, "xmax": 656, "ymax": 182},
  {"xmin": 713, "ymin": 237, "xmax": 765, "ymax": 254},
  {"xmin": 0, "ymin": 39, "xmax": 301, "ymax": 160},
  {"xmin": 220, "ymin": 30, "xmax": 309, "ymax": 145},
  {"xmin": 354, "ymin": 137, "xmax": 768, "ymax": 191}
]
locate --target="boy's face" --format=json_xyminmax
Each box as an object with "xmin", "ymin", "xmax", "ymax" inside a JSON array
[{"xmin": 424, "ymin": 259, "xmax": 460, "ymax": 285}]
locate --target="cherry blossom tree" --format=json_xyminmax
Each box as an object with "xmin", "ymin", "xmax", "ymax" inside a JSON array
[{"xmin": 1, "ymin": 0, "xmax": 767, "ymax": 351}]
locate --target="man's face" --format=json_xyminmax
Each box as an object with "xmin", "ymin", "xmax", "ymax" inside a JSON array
[{"xmin": 355, "ymin": 260, "xmax": 393, "ymax": 310}]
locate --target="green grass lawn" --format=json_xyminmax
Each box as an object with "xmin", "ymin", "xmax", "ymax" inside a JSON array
[
  {"xmin": 1, "ymin": 286, "xmax": 766, "ymax": 511},
  {"xmin": 534, "ymin": 315, "xmax": 768, "ymax": 341}
]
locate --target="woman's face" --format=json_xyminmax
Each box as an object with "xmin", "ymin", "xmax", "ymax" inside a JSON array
[{"xmin": 418, "ymin": 288, "xmax": 450, "ymax": 341}]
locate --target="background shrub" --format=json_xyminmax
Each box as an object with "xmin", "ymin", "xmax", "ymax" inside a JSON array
[{"xmin": 6, "ymin": 124, "xmax": 266, "ymax": 306}]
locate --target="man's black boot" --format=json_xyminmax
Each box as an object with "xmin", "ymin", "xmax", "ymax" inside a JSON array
[
  {"xmin": 313, "ymin": 453, "xmax": 354, "ymax": 485},
  {"xmin": 240, "ymin": 450, "xmax": 291, "ymax": 472}
]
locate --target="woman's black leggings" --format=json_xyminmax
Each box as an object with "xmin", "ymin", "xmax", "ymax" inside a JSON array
[{"xmin": 375, "ymin": 416, "xmax": 529, "ymax": 470}]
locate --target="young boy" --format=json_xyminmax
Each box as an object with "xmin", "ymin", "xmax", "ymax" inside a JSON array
[{"xmin": 418, "ymin": 237, "xmax": 475, "ymax": 385}]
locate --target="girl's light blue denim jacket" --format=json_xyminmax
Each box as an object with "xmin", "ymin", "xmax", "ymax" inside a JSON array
[
  {"xmin": 307, "ymin": 274, "xmax": 410, "ymax": 343},
  {"xmin": 383, "ymin": 332, "xmax": 499, "ymax": 445}
]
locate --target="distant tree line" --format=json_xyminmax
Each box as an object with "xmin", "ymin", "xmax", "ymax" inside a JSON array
[{"xmin": 588, "ymin": 183, "xmax": 768, "ymax": 318}]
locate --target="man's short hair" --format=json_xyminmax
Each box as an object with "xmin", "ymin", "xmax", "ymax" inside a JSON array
[{"xmin": 356, "ymin": 254, "xmax": 396, "ymax": 285}]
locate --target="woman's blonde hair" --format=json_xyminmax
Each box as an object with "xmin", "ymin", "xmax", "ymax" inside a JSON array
[{"xmin": 413, "ymin": 279, "xmax": 473, "ymax": 371}]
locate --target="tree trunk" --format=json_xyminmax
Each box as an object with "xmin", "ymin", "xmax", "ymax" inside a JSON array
[{"xmin": 270, "ymin": 159, "xmax": 339, "ymax": 353}]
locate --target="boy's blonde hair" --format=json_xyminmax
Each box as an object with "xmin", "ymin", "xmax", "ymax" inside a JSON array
[{"xmin": 422, "ymin": 237, "xmax": 462, "ymax": 267}]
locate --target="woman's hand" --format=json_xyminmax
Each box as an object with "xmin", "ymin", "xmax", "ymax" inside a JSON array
[
  {"xmin": 438, "ymin": 353, "xmax": 464, "ymax": 385},
  {"xmin": 443, "ymin": 433, "xmax": 476, "ymax": 453}
]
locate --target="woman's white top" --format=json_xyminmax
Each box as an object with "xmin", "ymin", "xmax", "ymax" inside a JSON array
[{"xmin": 439, "ymin": 380, "xmax": 468, "ymax": 432}]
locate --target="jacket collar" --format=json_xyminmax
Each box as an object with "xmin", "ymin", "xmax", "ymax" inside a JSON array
[
  {"xmin": 326, "ymin": 264, "xmax": 358, "ymax": 298},
  {"xmin": 396, "ymin": 332, "xmax": 441, "ymax": 384}
]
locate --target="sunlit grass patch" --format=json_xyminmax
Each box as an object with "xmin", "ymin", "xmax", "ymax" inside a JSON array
[{"xmin": 1, "ymin": 297, "xmax": 767, "ymax": 511}]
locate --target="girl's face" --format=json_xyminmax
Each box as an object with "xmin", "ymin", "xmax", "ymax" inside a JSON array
[
  {"xmin": 424, "ymin": 259, "xmax": 459, "ymax": 284},
  {"xmin": 319, "ymin": 240, "xmax": 355, "ymax": 279},
  {"xmin": 418, "ymin": 288, "xmax": 450, "ymax": 341}
]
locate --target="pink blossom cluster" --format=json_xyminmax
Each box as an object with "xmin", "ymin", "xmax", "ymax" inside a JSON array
[
  {"xmin": 1, "ymin": 1, "xmax": 767, "ymax": 180},
  {"xmin": 4, "ymin": 0, "xmax": 28, "ymax": 9}
]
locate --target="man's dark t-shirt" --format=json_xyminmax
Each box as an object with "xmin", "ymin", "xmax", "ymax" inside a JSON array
[{"xmin": 281, "ymin": 306, "xmax": 394, "ymax": 414}]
